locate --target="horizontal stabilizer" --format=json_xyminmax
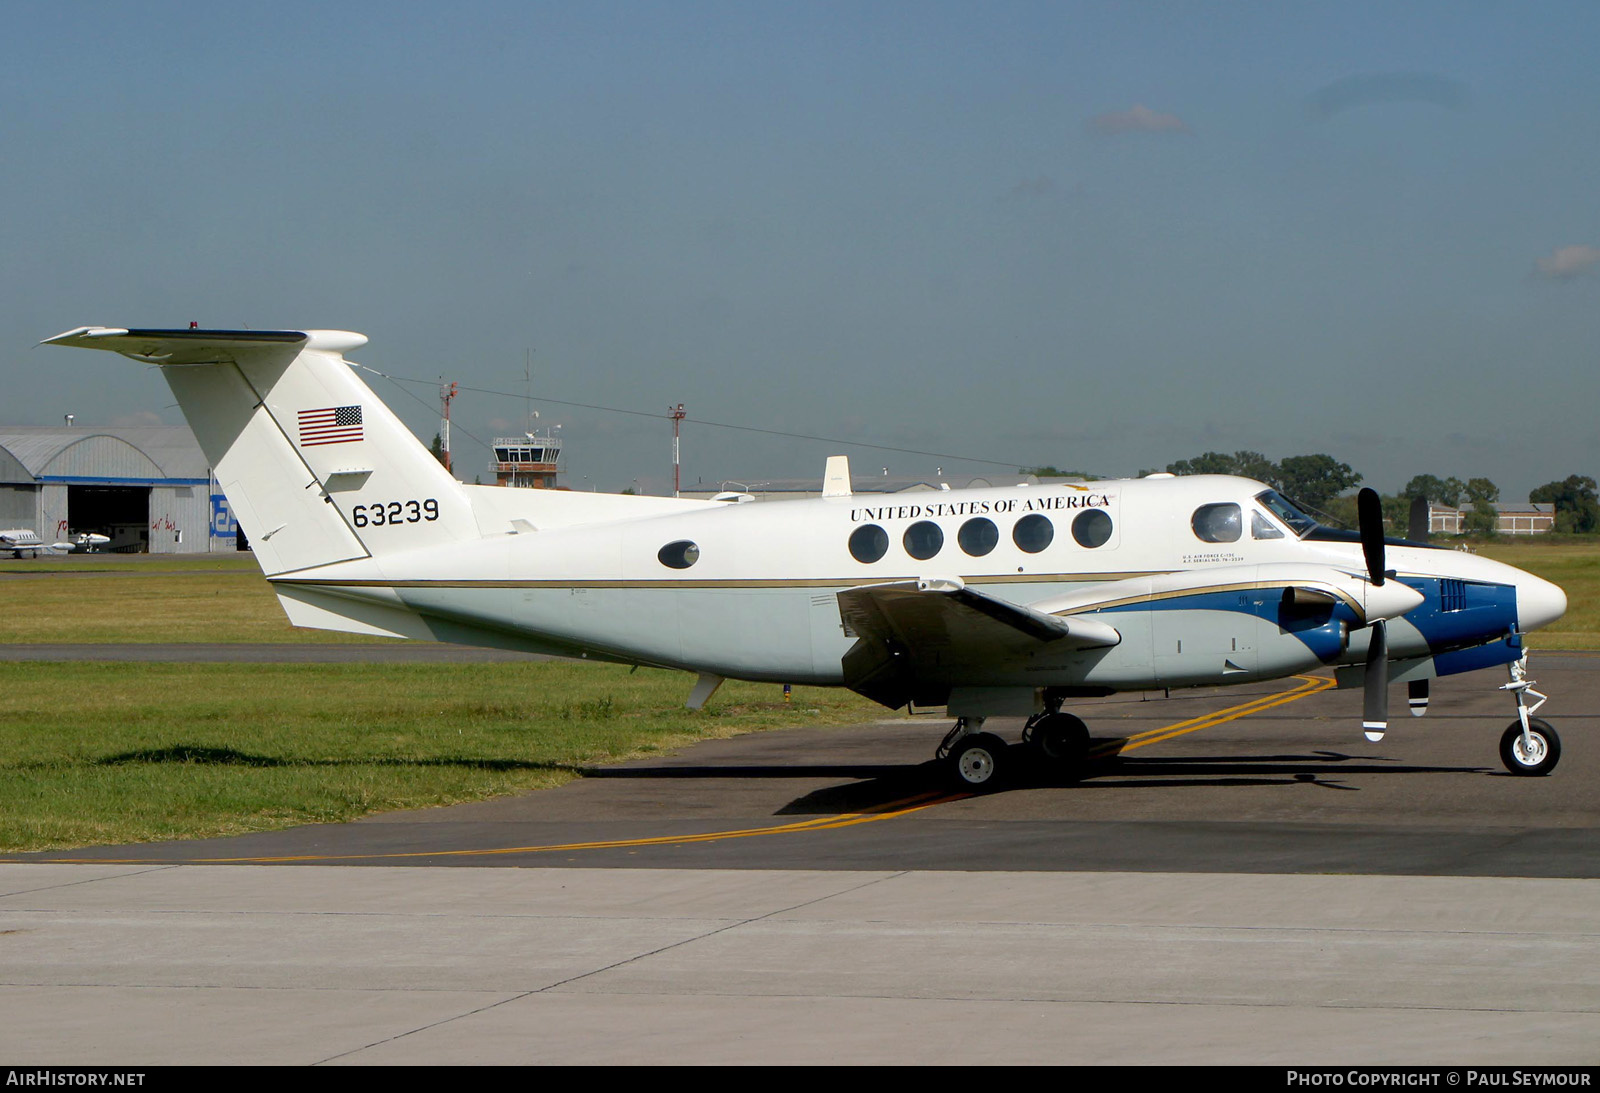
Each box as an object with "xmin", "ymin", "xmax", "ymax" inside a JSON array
[{"xmin": 41, "ymin": 327, "xmax": 364, "ymax": 366}]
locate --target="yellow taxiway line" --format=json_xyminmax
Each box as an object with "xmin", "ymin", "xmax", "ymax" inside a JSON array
[
  {"xmin": 1088, "ymin": 673, "xmax": 1337, "ymax": 758},
  {"xmin": 17, "ymin": 674, "xmax": 1335, "ymax": 865}
]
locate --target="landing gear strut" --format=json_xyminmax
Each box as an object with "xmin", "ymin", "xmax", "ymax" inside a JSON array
[
  {"xmin": 1498, "ymin": 655, "xmax": 1560, "ymax": 776},
  {"xmin": 938, "ymin": 718, "xmax": 1009, "ymax": 790},
  {"xmin": 937, "ymin": 701, "xmax": 1094, "ymax": 791}
]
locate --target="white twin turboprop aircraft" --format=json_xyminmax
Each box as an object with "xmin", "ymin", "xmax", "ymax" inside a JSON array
[{"xmin": 46, "ymin": 326, "xmax": 1570, "ymax": 786}]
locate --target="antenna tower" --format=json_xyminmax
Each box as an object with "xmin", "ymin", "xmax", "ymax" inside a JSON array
[
  {"xmin": 670, "ymin": 403, "xmax": 686, "ymax": 498},
  {"xmin": 439, "ymin": 381, "xmax": 458, "ymax": 474}
]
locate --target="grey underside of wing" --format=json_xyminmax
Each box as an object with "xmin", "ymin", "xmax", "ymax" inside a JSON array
[
  {"xmin": 835, "ymin": 581, "xmax": 1121, "ymax": 708},
  {"xmin": 838, "ymin": 582, "xmax": 1120, "ymax": 656}
]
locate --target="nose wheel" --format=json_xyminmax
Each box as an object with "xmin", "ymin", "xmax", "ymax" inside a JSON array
[
  {"xmin": 1499, "ymin": 655, "xmax": 1560, "ymax": 776},
  {"xmin": 1500, "ymin": 717, "xmax": 1560, "ymax": 776}
]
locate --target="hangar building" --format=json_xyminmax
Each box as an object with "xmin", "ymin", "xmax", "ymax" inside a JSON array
[{"xmin": 0, "ymin": 425, "xmax": 237, "ymax": 553}]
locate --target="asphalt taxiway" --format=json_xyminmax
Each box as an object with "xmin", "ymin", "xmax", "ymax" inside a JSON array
[
  {"xmin": 3, "ymin": 648, "xmax": 1596, "ymax": 1064},
  {"xmin": 20, "ymin": 653, "xmax": 1599, "ymax": 876}
]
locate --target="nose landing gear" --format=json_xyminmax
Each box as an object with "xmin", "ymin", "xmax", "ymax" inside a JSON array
[{"xmin": 1499, "ymin": 655, "xmax": 1560, "ymax": 776}]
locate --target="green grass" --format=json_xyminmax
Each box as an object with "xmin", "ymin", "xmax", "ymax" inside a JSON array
[
  {"xmin": 0, "ymin": 661, "xmax": 888, "ymax": 853},
  {"xmin": 1474, "ymin": 538, "xmax": 1600, "ymax": 649},
  {"xmin": 0, "ymin": 555, "xmax": 388, "ymax": 643}
]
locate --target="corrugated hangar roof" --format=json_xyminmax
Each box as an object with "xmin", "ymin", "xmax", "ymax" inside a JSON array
[{"xmin": 0, "ymin": 425, "xmax": 210, "ymax": 484}]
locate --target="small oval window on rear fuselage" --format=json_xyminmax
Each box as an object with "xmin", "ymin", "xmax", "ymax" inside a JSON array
[
  {"xmin": 1192, "ymin": 503, "xmax": 1242, "ymax": 543},
  {"xmin": 658, "ymin": 540, "xmax": 701, "ymax": 569}
]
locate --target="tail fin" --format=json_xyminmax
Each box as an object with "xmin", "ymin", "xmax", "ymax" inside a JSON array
[{"xmin": 44, "ymin": 327, "xmax": 479, "ymax": 576}]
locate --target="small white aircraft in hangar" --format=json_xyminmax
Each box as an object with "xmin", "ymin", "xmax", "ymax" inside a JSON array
[
  {"xmin": 46, "ymin": 325, "xmax": 1570, "ymax": 786},
  {"xmin": 52, "ymin": 531, "xmax": 111, "ymax": 554},
  {"xmin": 0, "ymin": 529, "xmax": 48, "ymax": 558},
  {"xmin": 0, "ymin": 529, "xmax": 110, "ymax": 557}
]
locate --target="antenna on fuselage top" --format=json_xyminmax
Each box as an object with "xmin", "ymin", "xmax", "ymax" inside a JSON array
[{"xmin": 822, "ymin": 455, "xmax": 853, "ymax": 498}]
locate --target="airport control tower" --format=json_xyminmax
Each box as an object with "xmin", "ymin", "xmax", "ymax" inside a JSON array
[{"xmin": 490, "ymin": 431, "xmax": 562, "ymax": 489}]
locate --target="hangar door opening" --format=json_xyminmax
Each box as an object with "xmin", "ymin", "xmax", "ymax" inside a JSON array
[{"xmin": 68, "ymin": 485, "xmax": 150, "ymax": 552}]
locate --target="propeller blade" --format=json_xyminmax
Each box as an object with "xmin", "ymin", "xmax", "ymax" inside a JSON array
[
  {"xmin": 1408, "ymin": 679, "xmax": 1430, "ymax": 718},
  {"xmin": 1358, "ymin": 487, "xmax": 1386, "ymax": 587},
  {"xmin": 1363, "ymin": 619, "xmax": 1388, "ymax": 742}
]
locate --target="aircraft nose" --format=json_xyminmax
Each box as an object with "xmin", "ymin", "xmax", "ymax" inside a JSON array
[{"xmin": 1517, "ymin": 573, "xmax": 1567, "ymax": 634}]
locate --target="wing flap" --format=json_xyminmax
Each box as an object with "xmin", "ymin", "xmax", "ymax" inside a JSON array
[
  {"xmin": 836, "ymin": 579, "xmax": 1120, "ymax": 708},
  {"xmin": 839, "ymin": 579, "xmax": 1120, "ymax": 652}
]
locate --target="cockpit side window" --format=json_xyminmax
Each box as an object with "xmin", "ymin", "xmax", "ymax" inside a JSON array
[
  {"xmin": 1254, "ymin": 490, "xmax": 1318, "ymax": 537},
  {"xmin": 1192, "ymin": 503, "xmax": 1242, "ymax": 543},
  {"xmin": 1251, "ymin": 511, "xmax": 1284, "ymax": 539}
]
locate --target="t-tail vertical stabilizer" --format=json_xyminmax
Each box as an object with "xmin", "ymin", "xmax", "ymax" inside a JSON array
[{"xmin": 43, "ymin": 327, "xmax": 480, "ymax": 578}]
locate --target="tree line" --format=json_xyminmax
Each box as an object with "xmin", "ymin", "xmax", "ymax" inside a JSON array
[{"xmin": 1025, "ymin": 452, "xmax": 1600, "ymax": 535}]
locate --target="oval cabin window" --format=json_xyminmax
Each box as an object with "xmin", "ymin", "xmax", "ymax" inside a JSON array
[
  {"xmin": 1013, "ymin": 513, "xmax": 1054, "ymax": 554},
  {"xmin": 1072, "ymin": 509, "xmax": 1113, "ymax": 548},
  {"xmin": 957, "ymin": 517, "xmax": 999, "ymax": 557},
  {"xmin": 903, "ymin": 520, "xmax": 944, "ymax": 561},
  {"xmin": 1191, "ymin": 503, "xmax": 1242, "ymax": 543},
  {"xmin": 849, "ymin": 524, "xmax": 889, "ymax": 563},
  {"xmin": 658, "ymin": 540, "xmax": 701, "ymax": 569}
]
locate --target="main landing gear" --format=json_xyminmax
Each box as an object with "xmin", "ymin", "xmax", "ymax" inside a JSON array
[
  {"xmin": 937, "ymin": 708, "xmax": 1092, "ymax": 791},
  {"xmin": 1498, "ymin": 656, "xmax": 1561, "ymax": 776}
]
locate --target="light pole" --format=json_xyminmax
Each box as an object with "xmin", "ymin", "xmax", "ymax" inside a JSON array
[{"xmin": 669, "ymin": 403, "xmax": 686, "ymax": 497}]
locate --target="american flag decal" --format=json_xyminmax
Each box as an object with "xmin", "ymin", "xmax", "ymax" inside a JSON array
[{"xmin": 298, "ymin": 405, "xmax": 364, "ymax": 447}]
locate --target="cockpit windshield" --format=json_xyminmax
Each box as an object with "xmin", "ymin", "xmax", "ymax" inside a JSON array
[{"xmin": 1254, "ymin": 490, "xmax": 1319, "ymax": 538}]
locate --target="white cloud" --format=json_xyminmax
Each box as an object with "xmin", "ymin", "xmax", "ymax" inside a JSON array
[
  {"xmin": 1536, "ymin": 245, "xmax": 1600, "ymax": 279},
  {"xmin": 1088, "ymin": 104, "xmax": 1189, "ymax": 135}
]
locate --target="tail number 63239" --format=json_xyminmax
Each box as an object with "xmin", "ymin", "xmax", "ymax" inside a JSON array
[{"xmin": 352, "ymin": 499, "xmax": 439, "ymax": 527}]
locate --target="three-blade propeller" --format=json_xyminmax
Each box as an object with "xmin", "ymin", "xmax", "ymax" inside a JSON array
[
  {"xmin": 1354, "ymin": 486, "xmax": 1418, "ymax": 742},
  {"xmin": 1357, "ymin": 487, "xmax": 1389, "ymax": 740}
]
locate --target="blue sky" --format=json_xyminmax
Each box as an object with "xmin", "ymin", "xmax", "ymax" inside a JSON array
[{"xmin": 4, "ymin": 2, "xmax": 1597, "ymax": 497}]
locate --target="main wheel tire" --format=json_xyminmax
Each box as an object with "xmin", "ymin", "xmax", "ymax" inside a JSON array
[
  {"xmin": 1500, "ymin": 718, "xmax": 1560, "ymax": 776},
  {"xmin": 1029, "ymin": 712, "xmax": 1090, "ymax": 765},
  {"xmin": 948, "ymin": 732, "xmax": 1008, "ymax": 791}
]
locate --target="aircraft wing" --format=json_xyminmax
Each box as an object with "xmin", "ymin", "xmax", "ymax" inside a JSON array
[{"xmin": 837, "ymin": 579, "xmax": 1121, "ymax": 708}]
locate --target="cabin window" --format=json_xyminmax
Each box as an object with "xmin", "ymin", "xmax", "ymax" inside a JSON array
[
  {"xmin": 957, "ymin": 517, "xmax": 998, "ymax": 557},
  {"xmin": 903, "ymin": 520, "xmax": 944, "ymax": 561},
  {"xmin": 849, "ymin": 524, "xmax": 889, "ymax": 564},
  {"xmin": 1071, "ymin": 509, "xmax": 1113, "ymax": 548},
  {"xmin": 1013, "ymin": 513, "xmax": 1054, "ymax": 553},
  {"xmin": 1192, "ymin": 503, "xmax": 1242, "ymax": 543},
  {"xmin": 1251, "ymin": 511, "xmax": 1284, "ymax": 539},
  {"xmin": 1254, "ymin": 490, "xmax": 1317, "ymax": 537},
  {"xmin": 657, "ymin": 540, "xmax": 700, "ymax": 569}
]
